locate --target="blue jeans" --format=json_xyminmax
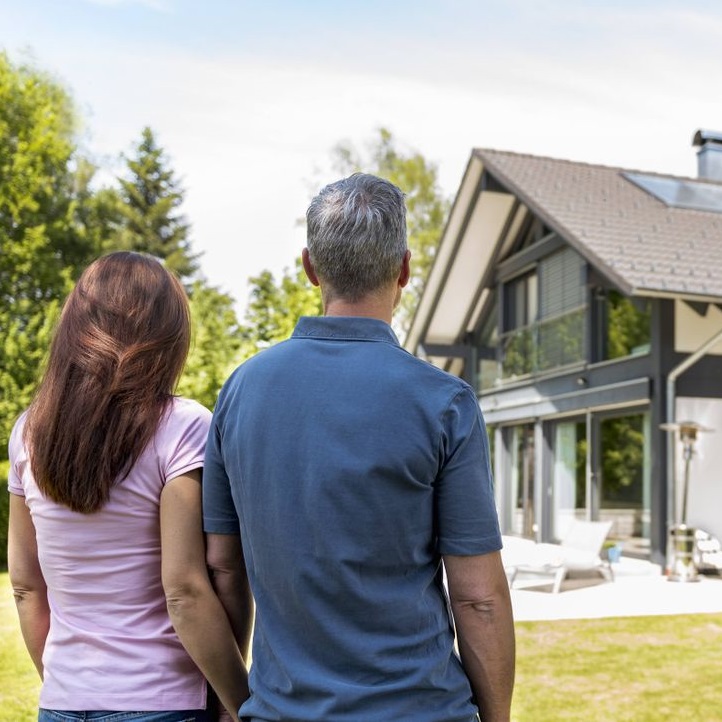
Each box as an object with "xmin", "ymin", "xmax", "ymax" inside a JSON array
[{"xmin": 38, "ymin": 711, "xmax": 211, "ymax": 722}]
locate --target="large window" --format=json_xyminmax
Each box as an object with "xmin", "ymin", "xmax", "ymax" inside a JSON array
[
  {"xmin": 602, "ymin": 291, "xmax": 651, "ymax": 360},
  {"xmin": 599, "ymin": 412, "xmax": 651, "ymax": 555},
  {"xmin": 500, "ymin": 247, "xmax": 587, "ymax": 378},
  {"xmin": 509, "ymin": 424, "xmax": 536, "ymax": 538},
  {"xmin": 551, "ymin": 421, "xmax": 587, "ymax": 540}
]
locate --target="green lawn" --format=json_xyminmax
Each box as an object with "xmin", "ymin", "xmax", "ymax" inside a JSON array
[
  {"xmin": 0, "ymin": 573, "xmax": 41, "ymax": 721},
  {"xmin": 1, "ymin": 571, "xmax": 721, "ymax": 721},
  {"xmin": 513, "ymin": 613, "xmax": 722, "ymax": 721}
]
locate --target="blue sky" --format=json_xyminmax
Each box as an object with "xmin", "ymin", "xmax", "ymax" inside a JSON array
[{"xmin": 2, "ymin": 0, "xmax": 721, "ymax": 310}]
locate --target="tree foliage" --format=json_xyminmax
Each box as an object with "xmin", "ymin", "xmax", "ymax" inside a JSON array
[
  {"xmin": 177, "ymin": 281, "xmax": 243, "ymax": 410},
  {"xmin": 0, "ymin": 52, "xmax": 96, "ymax": 452},
  {"xmin": 238, "ymin": 259, "xmax": 322, "ymax": 360}
]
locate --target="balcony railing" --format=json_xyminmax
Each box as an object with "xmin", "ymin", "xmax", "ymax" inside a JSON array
[{"xmin": 500, "ymin": 307, "xmax": 587, "ymax": 379}]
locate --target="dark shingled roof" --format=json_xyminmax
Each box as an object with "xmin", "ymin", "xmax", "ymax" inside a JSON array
[{"xmin": 475, "ymin": 149, "xmax": 722, "ymax": 299}]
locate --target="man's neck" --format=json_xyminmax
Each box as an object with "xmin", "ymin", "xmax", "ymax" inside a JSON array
[{"xmin": 323, "ymin": 297, "xmax": 394, "ymax": 325}]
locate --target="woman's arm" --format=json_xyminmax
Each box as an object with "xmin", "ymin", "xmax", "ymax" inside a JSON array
[
  {"xmin": 160, "ymin": 470, "xmax": 249, "ymax": 721},
  {"xmin": 8, "ymin": 493, "xmax": 50, "ymax": 678}
]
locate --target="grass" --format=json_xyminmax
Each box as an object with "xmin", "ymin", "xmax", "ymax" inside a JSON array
[
  {"xmin": 2, "ymin": 571, "xmax": 721, "ymax": 721},
  {"xmin": 512, "ymin": 613, "xmax": 722, "ymax": 722},
  {"xmin": 0, "ymin": 573, "xmax": 41, "ymax": 721}
]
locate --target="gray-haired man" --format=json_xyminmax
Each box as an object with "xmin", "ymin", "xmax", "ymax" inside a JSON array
[{"xmin": 204, "ymin": 173, "xmax": 515, "ymax": 722}]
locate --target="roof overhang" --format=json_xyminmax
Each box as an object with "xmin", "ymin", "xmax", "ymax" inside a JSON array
[
  {"xmin": 405, "ymin": 153, "xmax": 524, "ymax": 362},
  {"xmin": 406, "ymin": 148, "xmax": 722, "ymax": 367}
]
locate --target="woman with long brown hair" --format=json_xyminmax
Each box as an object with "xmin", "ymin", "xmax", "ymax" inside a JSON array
[{"xmin": 8, "ymin": 252, "xmax": 248, "ymax": 722}]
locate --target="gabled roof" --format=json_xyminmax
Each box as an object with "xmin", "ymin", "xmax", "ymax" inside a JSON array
[
  {"xmin": 406, "ymin": 148, "xmax": 722, "ymax": 356},
  {"xmin": 478, "ymin": 149, "xmax": 722, "ymax": 298}
]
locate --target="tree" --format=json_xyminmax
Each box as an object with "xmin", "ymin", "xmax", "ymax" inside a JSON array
[
  {"xmin": 109, "ymin": 127, "xmax": 198, "ymax": 281},
  {"xmin": 177, "ymin": 281, "xmax": 244, "ymax": 410},
  {"xmin": 238, "ymin": 259, "xmax": 322, "ymax": 360},
  {"xmin": 0, "ymin": 52, "xmax": 96, "ymax": 452},
  {"xmin": 0, "ymin": 53, "xmax": 101, "ymax": 568},
  {"xmin": 239, "ymin": 129, "xmax": 448, "ymax": 356}
]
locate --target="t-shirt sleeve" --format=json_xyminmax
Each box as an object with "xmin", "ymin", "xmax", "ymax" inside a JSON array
[
  {"xmin": 202, "ymin": 413, "xmax": 240, "ymax": 535},
  {"xmin": 435, "ymin": 386, "xmax": 502, "ymax": 556},
  {"xmin": 161, "ymin": 401, "xmax": 213, "ymax": 483},
  {"xmin": 7, "ymin": 416, "xmax": 27, "ymax": 497}
]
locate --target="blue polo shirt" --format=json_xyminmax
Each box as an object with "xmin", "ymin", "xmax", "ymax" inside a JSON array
[{"xmin": 203, "ymin": 316, "xmax": 501, "ymax": 722}]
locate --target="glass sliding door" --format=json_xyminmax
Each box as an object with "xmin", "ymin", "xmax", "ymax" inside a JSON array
[
  {"xmin": 509, "ymin": 424, "xmax": 535, "ymax": 538},
  {"xmin": 599, "ymin": 411, "xmax": 651, "ymax": 555},
  {"xmin": 551, "ymin": 420, "xmax": 587, "ymax": 541}
]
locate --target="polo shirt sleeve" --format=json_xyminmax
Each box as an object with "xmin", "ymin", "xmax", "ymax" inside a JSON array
[
  {"xmin": 202, "ymin": 415, "xmax": 240, "ymax": 535},
  {"xmin": 7, "ymin": 416, "xmax": 27, "ymax": 497},
  {"xmin": 435, "ymin": 385, "xmax": 502, "ymax": 556}
]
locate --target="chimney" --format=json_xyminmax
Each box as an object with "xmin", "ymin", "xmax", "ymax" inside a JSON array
[{"xmin": 692, "ymin": 129, "xmax": 722, "ymax": 181}]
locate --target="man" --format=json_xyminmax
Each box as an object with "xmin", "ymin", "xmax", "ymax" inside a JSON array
[{"xmin": 203, "ymin": 173, "xmax": 515, "ymax": 722}]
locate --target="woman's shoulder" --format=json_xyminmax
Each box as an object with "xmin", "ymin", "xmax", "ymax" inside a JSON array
[
  {"xmin": 152, "ymin": 398, "xmax": 212, "ymax": 465},
  {"xmin": 171, "ymin": 396, "xmax": 213, "ymax": 417},
  {"xmin": 8, "ymin": 410, "xmax": 29, "ymax": 457},
  {"xmin": 164, "ymin": 396, "xmax": 213, "ymax": 431}
]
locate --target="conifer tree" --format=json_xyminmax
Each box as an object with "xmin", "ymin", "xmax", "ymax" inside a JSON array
[{"xmin": 112, "ymin": 127, "xmax": 198, "ymax": 280}]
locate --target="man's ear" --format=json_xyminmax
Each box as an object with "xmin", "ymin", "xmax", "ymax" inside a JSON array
[
  {"xmin": 302, "ymin": 248, "xmax": 320, "ymax": 287},
  {"xmin": 398, "ymin": 250, "xmax": 411, "ymax": 288}
]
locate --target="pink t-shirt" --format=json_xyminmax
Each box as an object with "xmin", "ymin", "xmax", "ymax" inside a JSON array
[{"xmin": 8, "ymin": 397, "xmax": 212, "ymax": 711}]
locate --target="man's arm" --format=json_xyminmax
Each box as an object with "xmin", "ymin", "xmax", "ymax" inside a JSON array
[
  {"xmin": 8, "ymin": 493, "xmax": 50, "ymax": 678},
  {"xmin": 444, "ymin": 551, "xmax": 515, "ymax": 722},
  {"xmin": 206, "ymin": 533, "xmax": 254, "ymax": 662},
  {"xmin": 160, "ymin": 470, "xmax": 249, "ymax": 720}
]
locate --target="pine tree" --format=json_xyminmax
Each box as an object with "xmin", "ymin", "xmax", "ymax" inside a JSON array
[{"xmin": 111, "ymin": 127, "xmax": 198, "ymax": 280}]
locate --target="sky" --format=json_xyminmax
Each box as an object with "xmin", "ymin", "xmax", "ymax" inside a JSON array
[{"xmin": 2, "ymin": 0, "xmax": 722, "ymax": 312}]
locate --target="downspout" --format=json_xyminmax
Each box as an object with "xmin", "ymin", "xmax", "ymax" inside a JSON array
[{"xmin": 665, "ymin": 325, "xmax": 722, "ymax": 525}]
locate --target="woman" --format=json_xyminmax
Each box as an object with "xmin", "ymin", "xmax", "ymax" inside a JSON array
[{"xmin": 7, "ymin": 252, "xmax": 248, "ymax": 722}]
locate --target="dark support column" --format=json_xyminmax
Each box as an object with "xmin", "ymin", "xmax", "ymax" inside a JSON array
[
  {"xmin": 649, "ymin": 299, "xmax": 676, "ymax": 567},
  {"xmin": 540, "ymin": 421, "xmax": 554, "ymax": 542},
  {"xmin": 589, "ymin": 413, "xmax": 601, "ymax": 521}
]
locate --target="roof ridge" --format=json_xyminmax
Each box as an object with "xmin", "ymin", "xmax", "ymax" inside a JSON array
[{"xmin": 472, "ymin": 147, "xmax": 721, "ymax": 186}]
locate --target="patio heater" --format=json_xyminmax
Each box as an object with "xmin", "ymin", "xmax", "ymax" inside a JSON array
[{"xmin": 660, "ymin": 421, "xmax": 713, "ymax": 582}]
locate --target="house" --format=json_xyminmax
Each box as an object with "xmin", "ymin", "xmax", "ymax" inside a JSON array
[{"xmin": 406, "ymin": 130, "xmax": 722, "ymax": 566}]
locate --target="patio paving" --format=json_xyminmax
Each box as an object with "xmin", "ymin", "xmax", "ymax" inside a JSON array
[{"xmin": 510, "ymin": 556, "xmax": 722, "ymax": 621}]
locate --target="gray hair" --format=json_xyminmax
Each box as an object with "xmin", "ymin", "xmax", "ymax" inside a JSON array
[{"xmin": 306, "ymin": 173, "xmax": 407, "ymax": 302}]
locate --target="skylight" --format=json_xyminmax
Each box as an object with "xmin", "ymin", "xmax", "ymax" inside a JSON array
[{"xmin": 624, "ymin": 172, "xmax": 722, "ymax": 214}]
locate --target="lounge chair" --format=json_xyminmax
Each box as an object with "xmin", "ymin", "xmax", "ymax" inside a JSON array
[
  {"xmin": 696, "ymin": 528, "xmax": 722, "ymax": 575},
  {"xmin": 505, "ymin": 520, "xmax": 614, "ymax": 593}
]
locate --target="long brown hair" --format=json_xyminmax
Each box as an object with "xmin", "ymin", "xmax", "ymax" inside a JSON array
[{"xmin": 24, "ymin": 252, "xmax": 191, "ymax": 513}]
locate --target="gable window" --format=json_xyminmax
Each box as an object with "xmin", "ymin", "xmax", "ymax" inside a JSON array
[
  {"xmin": 501, "ymin": 270, "xmax": 537, "ymax": 376},
  {"xmin": 500, "ymin": 246, "xmax": 587, "ymax": 378},
  {"xmin": 537, "ymin": 247, "xmax": 587, "ymax": 371}
]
